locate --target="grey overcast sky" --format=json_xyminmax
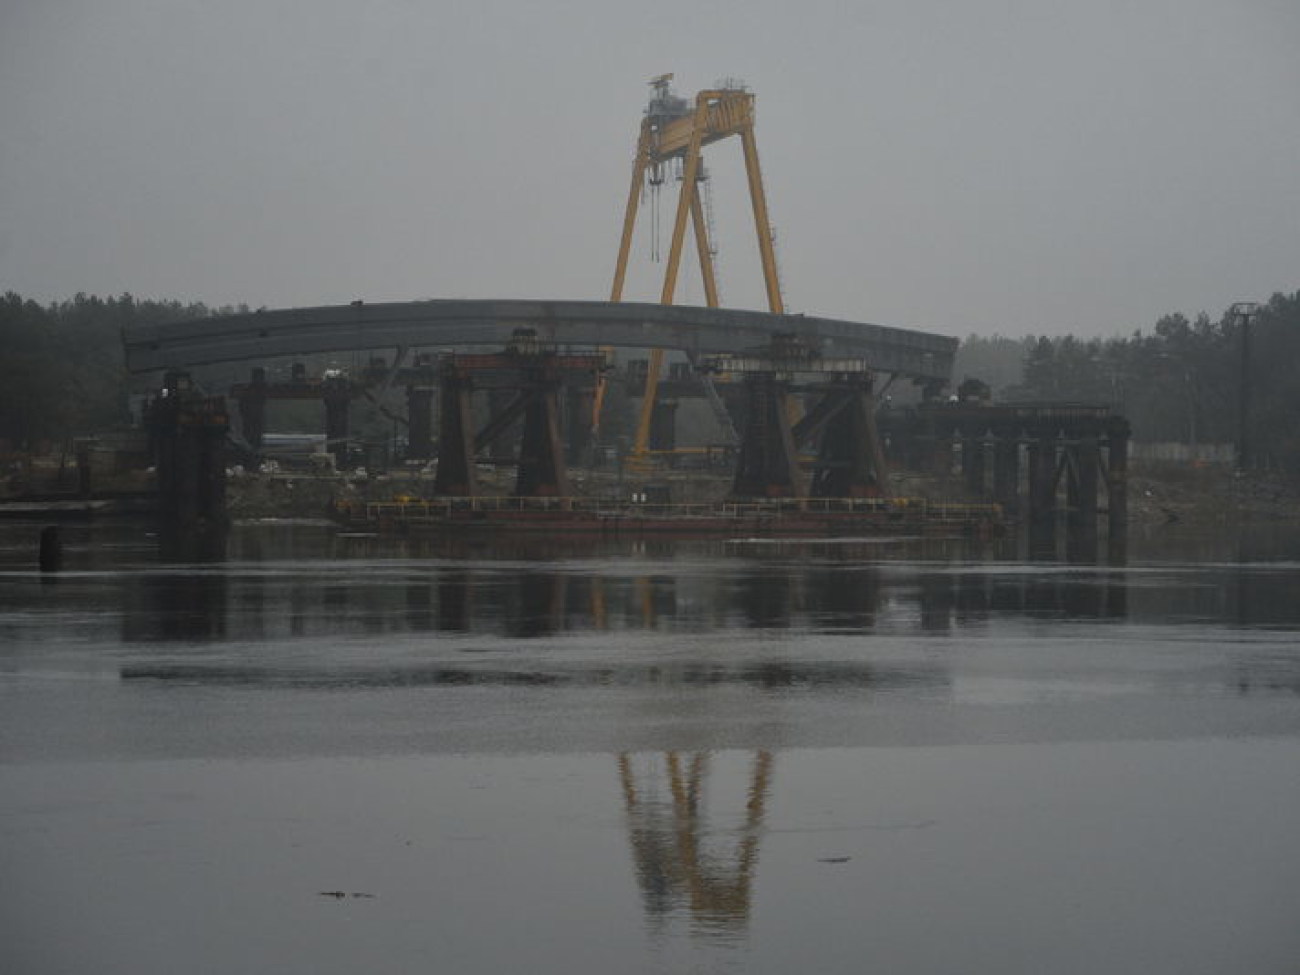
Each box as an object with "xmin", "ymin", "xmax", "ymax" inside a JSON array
[{"xmin": 1, "ymin": 0, "xmax": 1296, "ymax": 338}]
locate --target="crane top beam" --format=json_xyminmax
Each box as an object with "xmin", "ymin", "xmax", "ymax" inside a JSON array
[{"xmin": 646, "ymin": 88, "xmax": 755, "ymax": 162}]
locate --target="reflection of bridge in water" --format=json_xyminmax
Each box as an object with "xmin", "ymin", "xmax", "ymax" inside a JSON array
[
  {"xmin": 119, "ymin": 536, "xmax": 1151, "ymax": 647},
  {"xmin": 106, "ymin": 536, "xmax": 1300, "ymax": 938}
]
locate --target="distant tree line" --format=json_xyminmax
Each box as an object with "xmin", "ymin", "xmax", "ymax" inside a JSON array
[
  {"xmin": 0, "ymin": 292, "xmax": 231, "ymax": 452},
  {"xmin": 3, "ymin": 288, "xmax": 1299, "ymax": 473},
  {"xmin": 954, "ymin": 290, "xmax": 1300, "ymax": 472}
]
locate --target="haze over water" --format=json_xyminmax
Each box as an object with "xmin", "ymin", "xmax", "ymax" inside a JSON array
[{"xmin": 2, "ymin": 521, "xmax": 1299, "ymax": 974}]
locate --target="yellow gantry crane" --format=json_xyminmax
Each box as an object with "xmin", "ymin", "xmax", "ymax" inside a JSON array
[{"xmin": 602, "ymin": 75, "xmax": 785, "ymax": 466}]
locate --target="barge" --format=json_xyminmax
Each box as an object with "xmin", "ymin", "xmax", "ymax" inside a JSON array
[{"xmin": 335, "ymin": 496, "xmax": 1004, "ymax": 540}]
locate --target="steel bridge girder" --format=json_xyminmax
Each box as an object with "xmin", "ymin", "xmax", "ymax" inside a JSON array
[{"xmin": 123, "ymin": 299, "xmax": 957, "ymax": 384}]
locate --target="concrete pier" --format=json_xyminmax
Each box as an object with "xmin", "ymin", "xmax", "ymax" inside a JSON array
[
  {"xmin": 144, "ymin": 371, "xmax": 229, "ymax": 529},
  {"xmin": 880, "ymin": 404, "xmax": 1130, "ymax": 559}
]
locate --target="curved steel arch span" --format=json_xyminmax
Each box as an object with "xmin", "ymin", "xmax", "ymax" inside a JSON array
[{"xmin": 122, "ymin": 299, "xmax": 956, "ymax": 383}]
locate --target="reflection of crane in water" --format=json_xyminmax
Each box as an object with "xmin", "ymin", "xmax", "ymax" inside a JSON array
[{"xmin": 618, "ymin": 750, "xmax": 774, "ymax": 933}]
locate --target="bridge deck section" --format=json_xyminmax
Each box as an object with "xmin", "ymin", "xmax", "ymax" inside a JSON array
[{"xmin": 123, "ymin": 299, "xmax": 956, "ymax": 383}]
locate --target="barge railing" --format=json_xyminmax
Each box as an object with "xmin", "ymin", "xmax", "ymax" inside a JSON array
[{"xmin": 353, "ymin": 496, "xmax": 1000, "ymax": 525}]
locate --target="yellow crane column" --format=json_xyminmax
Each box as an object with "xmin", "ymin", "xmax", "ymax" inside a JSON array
[{"xmin": 599, "ymin": 77, "xmax": 784, "ymax": 468}]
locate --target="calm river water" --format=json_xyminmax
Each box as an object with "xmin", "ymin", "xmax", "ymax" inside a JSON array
[{"xmin": 2, "ymin": 520, "xmax": 1299, "ymax": 974}]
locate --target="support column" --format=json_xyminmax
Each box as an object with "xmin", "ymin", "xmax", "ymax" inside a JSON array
[
  {"xmin": 148, "ymin": 372, "xmax": 229, "ymax": 529},
  {"xmin": 860, "ymin": 388, "xmax": 891, "ymax": 499},
  {"xmin": 993, "ymin": 436, "xmax": 1020, "ymax": 514},
  {"xmin": 934, "ymin": 427, "xmax": 957, "ymax": 476},
  {"xmin": 565, "ymin": 387, "xmax": 594, "ymax": 465},
  {"xmin": 962, "ymin": 430, "xmax": 987, "ymax": 497},
  {"xmin": 238, "ymin": 367, "xmax": 268, "ymax": 451},
  {"xmin": 515, "ymin": 384, "xmax": 570, "ymax": 497},
  {"xmin": 1027, "ymin": 433, "xmax": 1058, "ymax": 557},
  {"xmin": 811, "ymin": 385, "xmax": 889, "ymax": 498},
  {"xmin": 322, "ymin": 376, "xmax": 351, "ymax": 468},
  {"xmin": 1066, "ymin": 434, "xmax": 1100, "ymax": 562},
  {"xmin": 1107, "ymin": 419, "xmax": 1130, "ymax": 562},
  {"xmin": 406, "ymin": 385, "xmax": 434, "ymax": 460},
  {"xmin": 488, "ymin": 388, "xmax": 519, "ymax": 465},
  {"xmin": 434, "ymin": 374, "xmax": 478, "ymax": 496},
  {"xmin": 731, "ymin": 375, "xmax": 802, "ymax": 499}
]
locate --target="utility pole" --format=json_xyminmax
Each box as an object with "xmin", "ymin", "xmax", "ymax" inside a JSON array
[{"xmin": 1231, "ymin": 301, "xmax": 1259, "ymax": 472}]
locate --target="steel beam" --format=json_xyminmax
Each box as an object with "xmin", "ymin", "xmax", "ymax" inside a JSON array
[{"xmin": 122, "ymin": 299, "xmax": 956, "ymax": 384}]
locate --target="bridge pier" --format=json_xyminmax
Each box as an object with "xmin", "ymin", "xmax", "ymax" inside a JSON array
[
  {"xmin": 809, "ymin": 381, "xmax": 889, "ymax": 498},
  {"xmin": 434, "ymin": 373, "xmax": 478, "ymax": 496},
  {"xmin": 1106, "ymin": 418, "xmax": 1130, "ymax": 561},
  {"xmin": 515, "ymin": 384, "xmax": 570, "ymax": 497},
  {"xmin": 712, "ymin": 335, "xmax": 889, "ymax": 501},
  {"xmin": 993, "ymin": 439, "xmax": 1020, "ymax": 514},
  {"xmin": 962, "ymin": 431, "xmax": 988, "ymax": 497},
  {"xmin": 877, "ymin": 405, "xmax": 1130, "ymax": 560},
  {"xmin": 731, "ymin": 374, "xmax": 803, "ymax": 499},
  {"xmin": 236, "ymin": 367, "xmax": 268, "ymax": 451},
  {"xmin": 406, "ymin": 385, "xmax": 435, "ymax": 461},
  {"xmin": 487, "ymin": 388, "xmax": 520, "ymax": 466},
  {"xmin": 565, "ymin": 388, "xmax": 595, "ymax": 465},
  {"xmin": 1026, "ymin": 432, "xmax": 1059, "ymax": 556},
  {"xmin": 145, "ymin": 371, "xmax": 229, "ymax": 528},
  {"xmin": 1065, "ymin": 434, "xmax": 1100, "ymax": 562},
  {"xmin": 322, "ymin": 375, "xmax": 351, "ymax": 468},
  {"xmin": 432, "ymin": 332, "xmax": 605, "ymax": 498}
]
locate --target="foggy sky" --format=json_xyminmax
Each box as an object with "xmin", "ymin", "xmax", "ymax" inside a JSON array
[{"xmin": 1, "ymin": 0, "xmax": 1296, "ymax": 338}]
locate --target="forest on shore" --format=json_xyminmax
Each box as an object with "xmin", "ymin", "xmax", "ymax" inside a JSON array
[
  {"xmin": 952, "ymin": 290, "xmax": 1300, "ymax": 471},
  {"xmin": 0, "ymin": 292, "xmax": 229, "ymax": 452},
  {"xmin": 3, "ymin": 289, "xmax": 1299, "ymax": 474}
]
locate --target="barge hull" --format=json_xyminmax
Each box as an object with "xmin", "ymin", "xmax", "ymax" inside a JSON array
[{"xmin": 344, "ymin": 499, "xmax": 1004, "ymax": 541}]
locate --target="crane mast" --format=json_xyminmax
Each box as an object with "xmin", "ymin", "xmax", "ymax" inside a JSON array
[{"xmin": 601, "ymin": 76, "xmax": 785, "ymax": 466}]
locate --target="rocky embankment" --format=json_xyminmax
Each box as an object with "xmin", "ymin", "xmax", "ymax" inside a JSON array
[{"xmin": 1127, "ymin": 465, "xmax": 1300, "ymax": 526}]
